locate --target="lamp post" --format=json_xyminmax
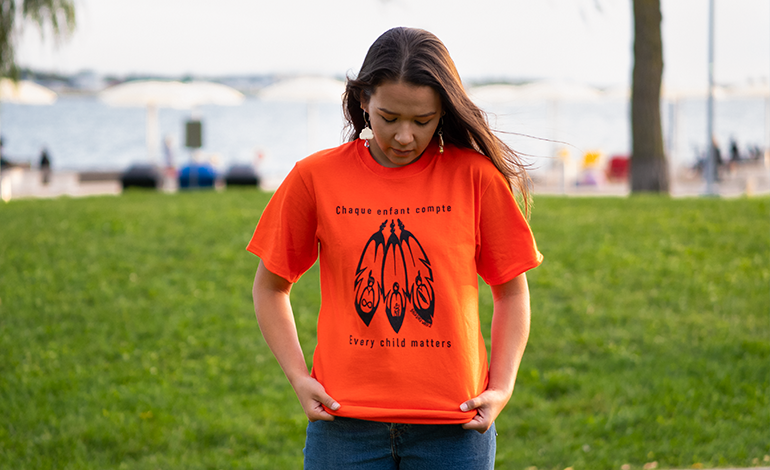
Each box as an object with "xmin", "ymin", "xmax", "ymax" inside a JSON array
[{"xmin": 704, "ymin": 0, "xmax": 717, "ymax": 196}]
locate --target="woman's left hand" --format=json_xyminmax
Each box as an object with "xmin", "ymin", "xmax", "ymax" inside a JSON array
[{"xmin": 460, "ymin": 388, "xmax": 510, "ymax": 433}]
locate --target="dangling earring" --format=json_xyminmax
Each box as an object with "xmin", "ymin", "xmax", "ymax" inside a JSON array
[
  {"xmin": 437, "ymin": 119, "xmax": 444, "ymax": 154},
  {"xmin": 360, "ymin": 111, "xmax": 373, "ymax": 147}
]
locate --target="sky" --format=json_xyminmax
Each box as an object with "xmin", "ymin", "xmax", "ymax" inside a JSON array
[{"xmin": 16, "ymin": 0, "xmax": 770, "ymax": 90}]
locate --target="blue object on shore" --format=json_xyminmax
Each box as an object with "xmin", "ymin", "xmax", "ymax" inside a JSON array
[{"xmin": 178, "ymin": 163, "xmax": 216, "ymax": 189}]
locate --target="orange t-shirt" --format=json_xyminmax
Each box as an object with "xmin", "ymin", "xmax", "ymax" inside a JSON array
[{"xmin": 247, "ymin": 138, "xmax": 542, "ymax": 424}]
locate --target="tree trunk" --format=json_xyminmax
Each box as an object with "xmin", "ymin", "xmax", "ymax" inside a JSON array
[{"xmin": 631, "ymin": 0, "xmax": 669, "ymax": 193}]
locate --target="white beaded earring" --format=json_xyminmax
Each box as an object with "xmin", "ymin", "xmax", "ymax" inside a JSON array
[
  {"xmin": 360, "ymin": 111, "xmax": 374, "ymax": 146},
  {"xmin": 437, "ymin": 119, "xmax": 444, "ymax": 154}
]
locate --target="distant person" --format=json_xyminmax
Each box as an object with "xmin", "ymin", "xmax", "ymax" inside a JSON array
[
  {"xmin": 0, "ymin": 137, "xmax": 10, "ymax": 170},
  {"xmin": 252, "ymin": 148, "xmax": 265, "ymax": 183},
  {"xmin": 40, "ymin": 147, "xmax": 51, "ymax": 185},
  {"xmin": 728, "ymin": 138, "xmax": 740, "ymax": 174},
  {"xmin": 749, "ymin": 145, "xmax": 761, "ymax": 161},
  {"xmin": 163, "ymin": 135, "xmax": 175, "ymax": 170},
  {"xmin": 248, "ymin": 27, "xmax": 542, "ymax": 469},
  {"xmin": 729, "ymin": 138, "xmax": 740, "ymax": 163},
  {"xmin": 253, "ymin": 148, "xmax": 265, "ymax": 170}
]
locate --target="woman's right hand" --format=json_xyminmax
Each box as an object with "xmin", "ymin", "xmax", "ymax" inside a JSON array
[{"xmin": 291, "ymin": 375, "xmax": 340, "ymax": 422}]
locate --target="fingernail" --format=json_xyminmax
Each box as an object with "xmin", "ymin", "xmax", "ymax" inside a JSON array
[
  {"xmin": 460, "ymin": 403, "xmax": 468, "ymax": 412},
  {"xmin": 331, "ymin": 402, "xmax": 340, "ymax": 410}
]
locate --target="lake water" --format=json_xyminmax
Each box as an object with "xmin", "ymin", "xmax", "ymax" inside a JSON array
[{"xmin": 2, "ymin": 94, "xmax": 767, "ymax": 186}]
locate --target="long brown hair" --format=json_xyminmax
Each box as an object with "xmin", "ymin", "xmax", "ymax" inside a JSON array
[{"xmin": 343, "ymin": 27, "xmax": 531, "ymax": 213}]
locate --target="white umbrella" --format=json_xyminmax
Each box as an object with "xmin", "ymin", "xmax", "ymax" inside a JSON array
[
  {"xmin": 0, "ymin": 79, "xmax": 58, "ymax": 196},
  {"xmin": 0, "ymin": 78, "xmax": 58, "ymax": 142},
  {"xmin": 259, "ymin": 76, "xmax": 346, "ymax": 154},
  {"xmin": 0, "ymin": 78, "xmax": 58, "ymax": 105},
  {"xmin": 599, "ymin": 85, "xmax": 630, "ymax": 100},
  {"xmin": 100, "ymin": 80, "xmax": 244, "ymax": 108},
  {"xmin": 468, "ymin": 81, "xmax": 600, "ymax": 194},
  {"xmin": 468, "ymin": 81, "xmax": 602, "ymax": 105},
  {"xmin": 662, "ymin": 84, "xmax": 728, "ymax": 101},
  {"xmin": 258, "ymin": 76, "xmax": 346, "ymax": 103},
  {"xmin": 515, "ymin": 81, "xmax": 602, "ymax": 101},
  {"xmin": 467, "ymin": 84, "xmax": 526, "ymax": 106},
  {"xmin": 719, "ymin": 82, "xmax": 770, "ymax": 100},
  {"xmin": 719, "ymin": 81, "xmax": 770, "ymax": 164},
  {"xmin": 99, "ymin": 80, "xmax": 245, "ymax": 161}
]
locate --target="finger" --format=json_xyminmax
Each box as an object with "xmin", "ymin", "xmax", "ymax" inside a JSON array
[
  {"xmin": 460, "ymin": 398, "xmax": 477, "ymax": 412},
  {"xmin": 306, "ymin": 400, "xmax": 336, "ymax": 422},
  {"xmin": 320, "ymin": 394, "xmax": 341, "ymax": 412},
  {"xmin": 308, "ymin": 409, "xmax": 335, "ymax": 422},
  {"xmin": 301, "ymin": 378, "xmax": 340, "ymax": 411},
  {"xmin": 307, "ymin": 390, "xmax": 340, "ymax": 422},
  {"xmin": 462, "ymin": 414, "xmax": 491, "ymax": 433},
  {"xmin": 461, "ymin": 392, "xmax": 491, "ymax": 412},
  {"xmin": 310, "ymin": 389, "xmax": 340, "ymax": 414}
]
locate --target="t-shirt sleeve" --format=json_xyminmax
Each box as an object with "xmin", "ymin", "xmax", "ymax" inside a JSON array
[
  {"xmin": 246, "ymin": 164, "xmax": 319, "ymax": 283},
  {"xmin": 475, "ymin": 173, "xmax": 543, "ymax": 285}
]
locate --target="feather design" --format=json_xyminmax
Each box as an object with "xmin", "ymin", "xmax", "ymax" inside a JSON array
[
  {"xmin": 397, "ymin": 219, "xmax": 435, "ymax": 326},
  {"xmin": 353, "ymin": 220, "xmax": 387, "ymax": 326},
  {"xmin": 382, "ymin": 220, "xmax": 408, "ymax": 333}
]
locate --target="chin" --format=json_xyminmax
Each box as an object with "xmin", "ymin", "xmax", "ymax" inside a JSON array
[
  {"xmin": 389, "ymin": 150, "xmax": 414, "ymax": 159},
  {"xmin": 389, "ymin": 157, "xmax": 414, "ymax": 167}
]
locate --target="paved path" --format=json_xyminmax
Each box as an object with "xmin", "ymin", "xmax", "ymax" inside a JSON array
[
  {"xmin": 533, "ymin": 160, "xmax": 770, "ymax": 198},
  {"xmin": 1, "ymin": 168, "xmax": 121, "ymax": 201},
  {"xmin": 1, "ymin": 162, "xmax": 768, "ymax": 201}
]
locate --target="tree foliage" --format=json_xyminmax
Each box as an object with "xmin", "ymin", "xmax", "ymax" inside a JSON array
[
  {"xmin": 0, "ymin": 0, "xmax": 75, "ymax": 79},
  {"xmin": 630, "ymin": 0, "xmax": 669, "ymax": 193}
]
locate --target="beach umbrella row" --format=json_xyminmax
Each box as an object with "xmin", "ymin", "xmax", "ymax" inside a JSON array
[
  {"xmin": 99, "ymin": 80, "xmax": 245, "ymax": 162},
  {"xmin": 467, "ymin": 80, "xmax": 770, "ymax": 104}
]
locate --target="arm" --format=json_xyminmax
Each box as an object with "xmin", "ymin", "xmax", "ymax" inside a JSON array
[
  {"xmin": 252, "ymin": 260, "xmax": 340, "ymax": 421},
  {"xmin": 461, "ymin": 272, "xmax": 531, "ymax": 433}
]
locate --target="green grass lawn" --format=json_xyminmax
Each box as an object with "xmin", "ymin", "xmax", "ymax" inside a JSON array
[{"xmin": 0, "ymin": 190, "xmax": 767, "ymax": 469}]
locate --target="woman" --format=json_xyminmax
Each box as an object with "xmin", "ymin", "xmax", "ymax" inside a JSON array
[{"xmin": 249, "ymin": 27, "xmax": 542, "ymax": 469}]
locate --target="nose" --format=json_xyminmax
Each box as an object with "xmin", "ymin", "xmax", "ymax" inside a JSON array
[{"xmin": 394, "ymin": 124, "xmax": 414, "ymax": 146}]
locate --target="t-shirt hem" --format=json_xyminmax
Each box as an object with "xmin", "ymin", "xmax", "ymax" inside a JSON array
[
  {"xmin": 325, "ymin": 404, "xmax": 475, "ymax": 425},
  {"xmin": 482, "ymin": 254, "xmax": 544, "ymax": 286},
  {"xmin": 246, "ymin": 245, "xmax": 302, "ymax": 284}
]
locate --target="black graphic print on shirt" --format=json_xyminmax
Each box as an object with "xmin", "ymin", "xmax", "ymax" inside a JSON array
[{"xmin": 354, "ymin": 219, "xmax": 435, "ymax": 333}]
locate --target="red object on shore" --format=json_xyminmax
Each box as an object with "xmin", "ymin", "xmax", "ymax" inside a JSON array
[{"xmin": 606, "ymin": 155, "xmax": 629, "ymax": 182}]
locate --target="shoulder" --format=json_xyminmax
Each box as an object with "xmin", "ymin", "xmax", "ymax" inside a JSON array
[
  {"xmin": 439, "ymin": 144, "xmax": 507, "ymax": 186},
  {"xmin": 296, "ymin": 140, "xmax": 358, "ymax": 171},
  {"xmin": 442, "ymin": 144, "xmax": 499, "ymax": 171},
  {"xmin": 288, "ymin": 140, "xmax": 359, "ymax": 193}
]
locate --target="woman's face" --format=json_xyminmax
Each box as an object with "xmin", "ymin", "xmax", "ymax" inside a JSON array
[{"xmin": 362, "ymin": 81, "xmax": 442, "ymax": 168}]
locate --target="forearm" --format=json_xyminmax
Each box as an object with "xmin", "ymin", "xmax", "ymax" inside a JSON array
[
  {"xmin": 460, "ymin": 273, "xmax": 531, "ymax": 432},
  {"xmin": 252, "ymin": 261, "xmax": 339, "ymax": 421},
  {"xmin": 252, "ymin": 262, "xmax": 310, "ymax": 385},
  {"xmin": 488, "ymin": 273, "xmax": 531, "ymax": 397}
]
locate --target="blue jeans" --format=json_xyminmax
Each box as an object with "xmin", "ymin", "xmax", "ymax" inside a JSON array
[{"xmin": 304, "ymin": 417, "xmax": 496, "ymax": 469}]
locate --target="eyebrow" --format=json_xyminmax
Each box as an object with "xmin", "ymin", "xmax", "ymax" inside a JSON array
[{"xmin": 377, "ymin": 107, "xmax": 438, "ymax": 118}]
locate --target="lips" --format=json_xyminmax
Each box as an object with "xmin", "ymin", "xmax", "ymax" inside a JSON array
[{"xmin": 391, "ymin": 148, "xmax": 412, "ymax": 157}]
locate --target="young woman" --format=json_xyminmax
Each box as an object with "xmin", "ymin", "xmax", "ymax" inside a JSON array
[{"xmin": 249, "ymin": 27, "xmax": 542, "ymax": 469}]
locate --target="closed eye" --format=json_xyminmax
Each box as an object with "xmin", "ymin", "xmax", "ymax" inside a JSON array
[{"xmin": 380, "ymin": 116, "xmax": 432, "ymax": 126}]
